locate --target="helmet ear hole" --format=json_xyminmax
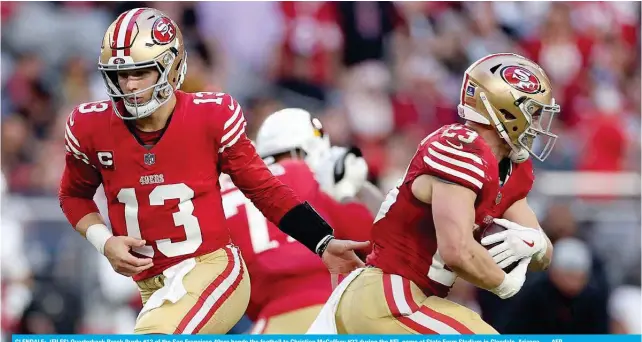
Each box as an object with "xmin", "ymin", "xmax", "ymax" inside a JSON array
[{"xmin": 500, "ymin": 109, "xmax": 517, "ymax": 121}]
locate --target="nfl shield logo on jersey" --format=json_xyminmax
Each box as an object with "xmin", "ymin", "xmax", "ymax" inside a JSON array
[
  {"xmin": 144, "ymin": 153, "xmax": 156, "ymax": 166},
  {"xmin": 495, "ymin": 192, "xmax": 503, "ymax": 205}
]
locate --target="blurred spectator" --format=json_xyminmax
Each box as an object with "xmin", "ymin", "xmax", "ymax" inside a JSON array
[
  {"xmin": 541, "ymin": 203, "xmax": 579, "ymax": 243},
  {"xmin": 497, "ymin": 238, "xmax": 610, "ymax": 334},
  {"xmin": 1, "ymin": 115, "xmax": 31, "ymax": 175},
  {"xmin": 391, "ymin": 55, "xmax": 457, "ymax": 139},
  {"xmin": 609, "ymin": 285, "xmax": 642, "ymax": 334},
  {"xmin": 272, "ymin": 2, "xmax": 343, "ymax": 104},
  {"xmin": 2, "ymin": 53, "xmax": 44, "ymax": 115},
  {"xmin": 60, "ymin": 56, "xmax": 93, "ymax": 107},
  {"xmin": 336, "ymin": 1, "xmax": 406, "ymax": 67},
  {"xmin": 341, "ymin": 61, "xmax": 395, "ymax": 178},
  {"xmin": 462, "ymin": 2, "xmax": 517, "ymax": 61},
  {"xmin": 1, "ymin": 172, "xmax": 32, "ymax": 335},
  {"xmin": 343, "ymin": 61, "xmax": 394, "ymax": 140},
  {"xmin": 16, "ymin": 279, "xmax": 82, "ymax": 334},
  {"xmin": 195, "ymin": 2, "xmax": 284, "ymax": 102},
  {"xmin": 244, "ymin": 95, "xmax": 285, "ymax": 140}
]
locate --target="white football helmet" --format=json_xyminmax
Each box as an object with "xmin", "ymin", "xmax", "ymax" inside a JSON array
[{"xmin": 255, "ymin": 108, "xmax": 331, "ymax": 170}]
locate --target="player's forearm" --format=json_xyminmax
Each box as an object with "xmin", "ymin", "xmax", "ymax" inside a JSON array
[
  {"xmin": 75, "ymin": 212, "xmax": 107, "ymax": 236},
  {"xmin": 59, "ymin": 186, "xmax": 111, "ymax": 253},
  {"xmin": 528, "ymin": 233, "xmax": 552, "ymax": 271},
  {"xmin": 443, "ymin": 239, "xmax": 505, "ymax": 291},
  {"xmin": 247, "ymin": 176, "xmax": 302, "ymax": 224},
  {"xmin": 355, "ymin": 181, "xmax": 385, "ymax": 216},
  {"xmin": 59, "ymin": 192, "xmax": 100, "ymax": 227},
  {"xmin": 75, "ymin": 212, "xmax": 113, "ymax": 255}
]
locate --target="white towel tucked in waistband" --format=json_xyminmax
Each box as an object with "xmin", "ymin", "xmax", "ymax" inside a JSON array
[{"xmin": 137, "ymin": 258, "xmax": 196, "ymax": 322}]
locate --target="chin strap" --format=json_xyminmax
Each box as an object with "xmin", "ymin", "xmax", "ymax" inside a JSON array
[
  {"xmin": 479, "ymin": 92, "xmax": 529, "ymax": 163},
  {"xmin": 508, "ymin": 148, "xmax": 529, "ymax": 164}
]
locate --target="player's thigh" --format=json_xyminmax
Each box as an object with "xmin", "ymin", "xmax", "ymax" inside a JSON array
[
  {"xmin": 336, "ymin": 268, "xmax": 412, "ymax": 334},
  {"xmin": 387, "ymin": 274, "xmax": 497, "ymax": 334},
  {"xmin": 418, "ymin": 296, "xmax": 498, "ymax": 334},
  {"xmin": 253, "ymin": 305, "xmax": 324, "ymax": 334},
  {"xmin": 135, "ymin": 246, "xmax": 250, "ymax": 335},
  {"xmin": 336, "ymin": 268, "xmax": 496, "ymax": 334}
]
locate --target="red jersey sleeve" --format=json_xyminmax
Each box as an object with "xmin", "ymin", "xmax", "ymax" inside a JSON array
[
  {"xmin": 58, "ymin": 108, "xmax": 103, "ymax": 227},
  {"xmin": 214, "ymin": 93, "xmax": 302, "ymax": 224},
  {"xmin": 512, "ymin": 159, "xmax": 535, "ymax": 201},
  {"xmin": 420, "ymin": 125, "xmax": 490, "ymax": 195}
]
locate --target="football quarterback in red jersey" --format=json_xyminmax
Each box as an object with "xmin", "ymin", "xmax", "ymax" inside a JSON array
[
  {"xmin": 57, "ymin": 8, "xmax": 367, "ymax": 335},
  {"xmin": 308, "ymin": 53, "xmax": 557, "ymax": 334},
  {"xmin": 221, "ymin": 108, "xmax": 381, "ymax": 334}
]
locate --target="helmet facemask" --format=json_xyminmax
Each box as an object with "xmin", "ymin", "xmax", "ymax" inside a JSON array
[
  {"xmin": 99, "ymin": 51, "xmax": 184, "ymax": 120},
  {"xmin": 515, "ymin": 96, "xmax": 559, "ymax": 162},
  {"xmin": 479, "ymin": 92, "xmax": 559, "ymax": 163}
]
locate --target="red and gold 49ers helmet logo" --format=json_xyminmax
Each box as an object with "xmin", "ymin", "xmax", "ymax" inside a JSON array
[
  {"xmin": 500, "ymin": 66, "xmax": 541, "ymax": 94},
  {"xmin": 151, "ymin": 17, "xmax": 176, "ymax": 45}
]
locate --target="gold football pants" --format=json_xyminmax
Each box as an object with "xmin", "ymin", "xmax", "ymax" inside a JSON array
[
  {"xmin": 135, "ymin": 245, "xmax": 250, "ymax": 334},
  {"xmin": 335, "ymin": 267, "xmax": 498, "ymax": 334},
  {"xmin": 250, "ymin": 305, "xmax": 324, "ymax": 334}
]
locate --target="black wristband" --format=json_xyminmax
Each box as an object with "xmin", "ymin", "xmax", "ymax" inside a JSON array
[{"xmin": 278, "ymin": 201, "xmax": 334, "ymax": 254}]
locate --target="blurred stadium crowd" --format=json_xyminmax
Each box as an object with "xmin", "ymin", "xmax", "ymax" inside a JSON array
[{"xmin": 1, "ymin": 1, "xmax": 640, "ymax": 337}]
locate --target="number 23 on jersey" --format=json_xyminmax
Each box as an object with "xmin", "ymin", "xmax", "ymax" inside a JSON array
[{"xmin": 437, "ymin": 126, "xmax": 478, "ymax": 150}]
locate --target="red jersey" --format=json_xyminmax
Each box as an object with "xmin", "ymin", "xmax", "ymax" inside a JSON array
[
  {"xmin": 221, "ymin": 160, "xmax": 373, "ymax": 320},
  {"xmin": 367, "ymin": 124, "xmax": 534, "ymax": 298},
  {"xmin": 58, "ymin": 91, "xmax": 301, "ymax": 281}
]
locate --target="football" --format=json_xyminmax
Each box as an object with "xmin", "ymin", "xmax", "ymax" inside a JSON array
[{"xmin": 480, "ymin": 222, "xmax": 519, "ymax": 273}]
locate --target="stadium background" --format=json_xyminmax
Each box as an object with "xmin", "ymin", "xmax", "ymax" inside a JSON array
[{"xmin": 0, "ymin": 0, "xmax": 640, "ymax": 336}]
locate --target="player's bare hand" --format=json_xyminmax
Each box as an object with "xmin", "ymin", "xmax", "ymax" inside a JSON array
[
  {"xmin": 322, "ymin": 239, "xmax": 370, "ymax": 289},
  {"xmin": 104, "ymin": 236, "xmax": 154, "ymax": 277}
]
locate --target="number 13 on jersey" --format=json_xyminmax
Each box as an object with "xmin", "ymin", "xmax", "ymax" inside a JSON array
[{"xmin": 117, "ymin": 183, "xmax": 203, "ymax": 258}]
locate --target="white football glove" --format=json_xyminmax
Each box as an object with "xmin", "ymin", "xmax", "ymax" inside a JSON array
[
  {"xmin": 331, "ymin": 148, "xmax": 368, "ymax": 201},
  {"xmin": 481, "ymin": 218, "xmax": 547, "ymax": 269},
  {"xmin": 490, "ymin": 257, "xmax": 531, "ymax": 299},
  {"xmin": 312, "ymin": 146, "xmax": 369, "ymax": 201}
]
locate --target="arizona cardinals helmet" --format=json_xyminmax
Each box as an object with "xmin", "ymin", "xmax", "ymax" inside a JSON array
[
  {"xmin": 458, "ymin": 53, "xmax": 560, "ymax": 163},
  {"xmin": 98, "ymin": 8, "xmax": 188, "ymax": 120},
  {"xmin": 255, "ymin": 108, "xmax": 331, "ymax": 170}
]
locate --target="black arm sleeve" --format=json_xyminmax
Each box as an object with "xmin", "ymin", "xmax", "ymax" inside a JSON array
[{"xmin": 278, "ymin": 201, "xmax": 334, "ymax": 255}]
